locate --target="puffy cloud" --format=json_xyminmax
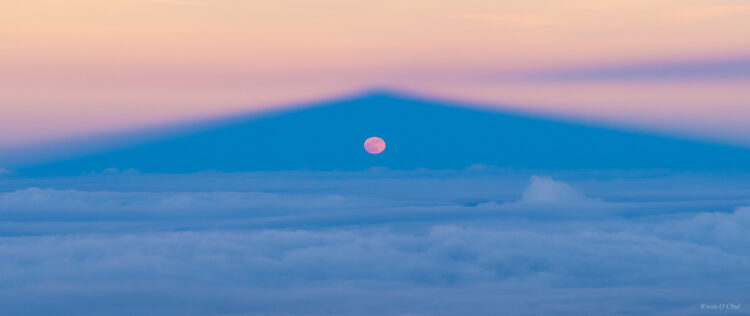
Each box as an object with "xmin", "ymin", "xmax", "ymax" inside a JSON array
[
  {"xmin": 0, "ymin": 170, "xmax": 749, "ymax": 315},
  {"xmin": 646, "ymin": 205, "xmax": 750, "ymax": 254},
  {"xmin": 520, "ymin": 175, "xmax": 591, "ymax": 203}
]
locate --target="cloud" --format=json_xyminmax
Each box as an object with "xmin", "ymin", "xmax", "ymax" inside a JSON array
[
  {"xmin": 477, "ymin": 176, "xmax": 615, "ymax": 220},
  {"xmin": 0, "ymin": 170, "xmax": 749, "ymax": 315},
  {"xmin": 520, "ymin": 175, "xmax": 589, "ymax": 203},
  {"xmin": 1, "ymin": 223, "xmax": 748, "ymax": 315},
  {"xmin": 646, "ymin": 205, "xmax": 750, "ymax": 254},
  {"xmin": 514, "ymin": 57, "xmax": 750, "ymax": 82}
]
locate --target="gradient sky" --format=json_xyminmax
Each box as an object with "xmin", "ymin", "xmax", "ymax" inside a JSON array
[{"xmin": 2, "ymin": 0, "xmax": 750, "ymax": 149}]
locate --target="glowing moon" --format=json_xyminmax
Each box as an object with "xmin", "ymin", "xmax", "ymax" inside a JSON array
[{"xmin": 364, "ymin": 137, "xmax": 386, "ymax": 154}]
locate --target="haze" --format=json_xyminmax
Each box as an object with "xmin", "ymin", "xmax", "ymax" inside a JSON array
[{"xmin": 2, "ymin": 0, "xmax": 750, "ymax": 149}]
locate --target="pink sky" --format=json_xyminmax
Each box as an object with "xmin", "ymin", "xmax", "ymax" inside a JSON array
[{"xmin": 2, "ymin": 0, "xmax": 750, "ymax": 149}]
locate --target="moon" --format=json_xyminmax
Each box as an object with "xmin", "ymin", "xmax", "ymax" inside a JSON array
[{"xmin": 364, "ymin": 137, "xmax": 386, "ymax": 154}]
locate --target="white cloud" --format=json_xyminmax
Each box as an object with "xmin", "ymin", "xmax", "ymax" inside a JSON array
[
  {"xmin": 521, "ymin": 175, "xmax": 590, "ymax": 203},
  {"xmin": 0, "ymin": 170, "xmax": 749, "ymax": 315}
]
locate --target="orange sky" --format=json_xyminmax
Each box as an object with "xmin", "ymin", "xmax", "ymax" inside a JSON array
[{"xmin": 1, "ymin": 0, "xmax": 750, "ymax": 148}]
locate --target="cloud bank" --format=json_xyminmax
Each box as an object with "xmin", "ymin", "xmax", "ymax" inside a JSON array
[
  {"xmin": 514, "ymin": 57, "xmax": 750, "ymax": 82},
  {"xmin": 1, "ymin": 170, "xmax": 749, "ymax": 315}
]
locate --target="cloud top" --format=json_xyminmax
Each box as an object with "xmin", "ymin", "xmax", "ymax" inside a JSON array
[
  {"xmin": 1, "ymin": 170, "xmax": 749, "ymax": 315},
  {"xmin": 521, "ymin": 175, "xmax": 589, "ymax": 203}
]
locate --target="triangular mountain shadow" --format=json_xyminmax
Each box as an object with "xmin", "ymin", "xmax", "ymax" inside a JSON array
[{"xmin": 14, "ymin": 91, "xmax": 750, "ymax": 175}]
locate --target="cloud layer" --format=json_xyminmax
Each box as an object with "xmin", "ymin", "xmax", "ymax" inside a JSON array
[
  {"xmin": 517, "ymin": 57, "xmax": 750, "ymax": 82},
  {"xmin": 1, "ymin": 170, "xmax": 749, "ymax": 315}
]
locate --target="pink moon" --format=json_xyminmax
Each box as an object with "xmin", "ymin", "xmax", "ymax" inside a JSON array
[{"xmin": 364, "ymin": 137, "xmax": 386, "ymax": 154}]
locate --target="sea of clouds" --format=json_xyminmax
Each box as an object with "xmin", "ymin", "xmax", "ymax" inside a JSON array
[{"xmin": 1, "ymin": 168, "xmax": 749, "ymax": 315}]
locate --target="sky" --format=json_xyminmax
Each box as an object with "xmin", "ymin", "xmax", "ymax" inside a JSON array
[
  {"xmin": 1, "ymin": 169, "xmax": 749, "ymax": 315},
  {"xmin": 4, "ymin": 3, "xmax": 750, "ymax": 313},
  {"xmin": 2, "ymin": 0, "xmax": 750, "ymax": 149}
]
